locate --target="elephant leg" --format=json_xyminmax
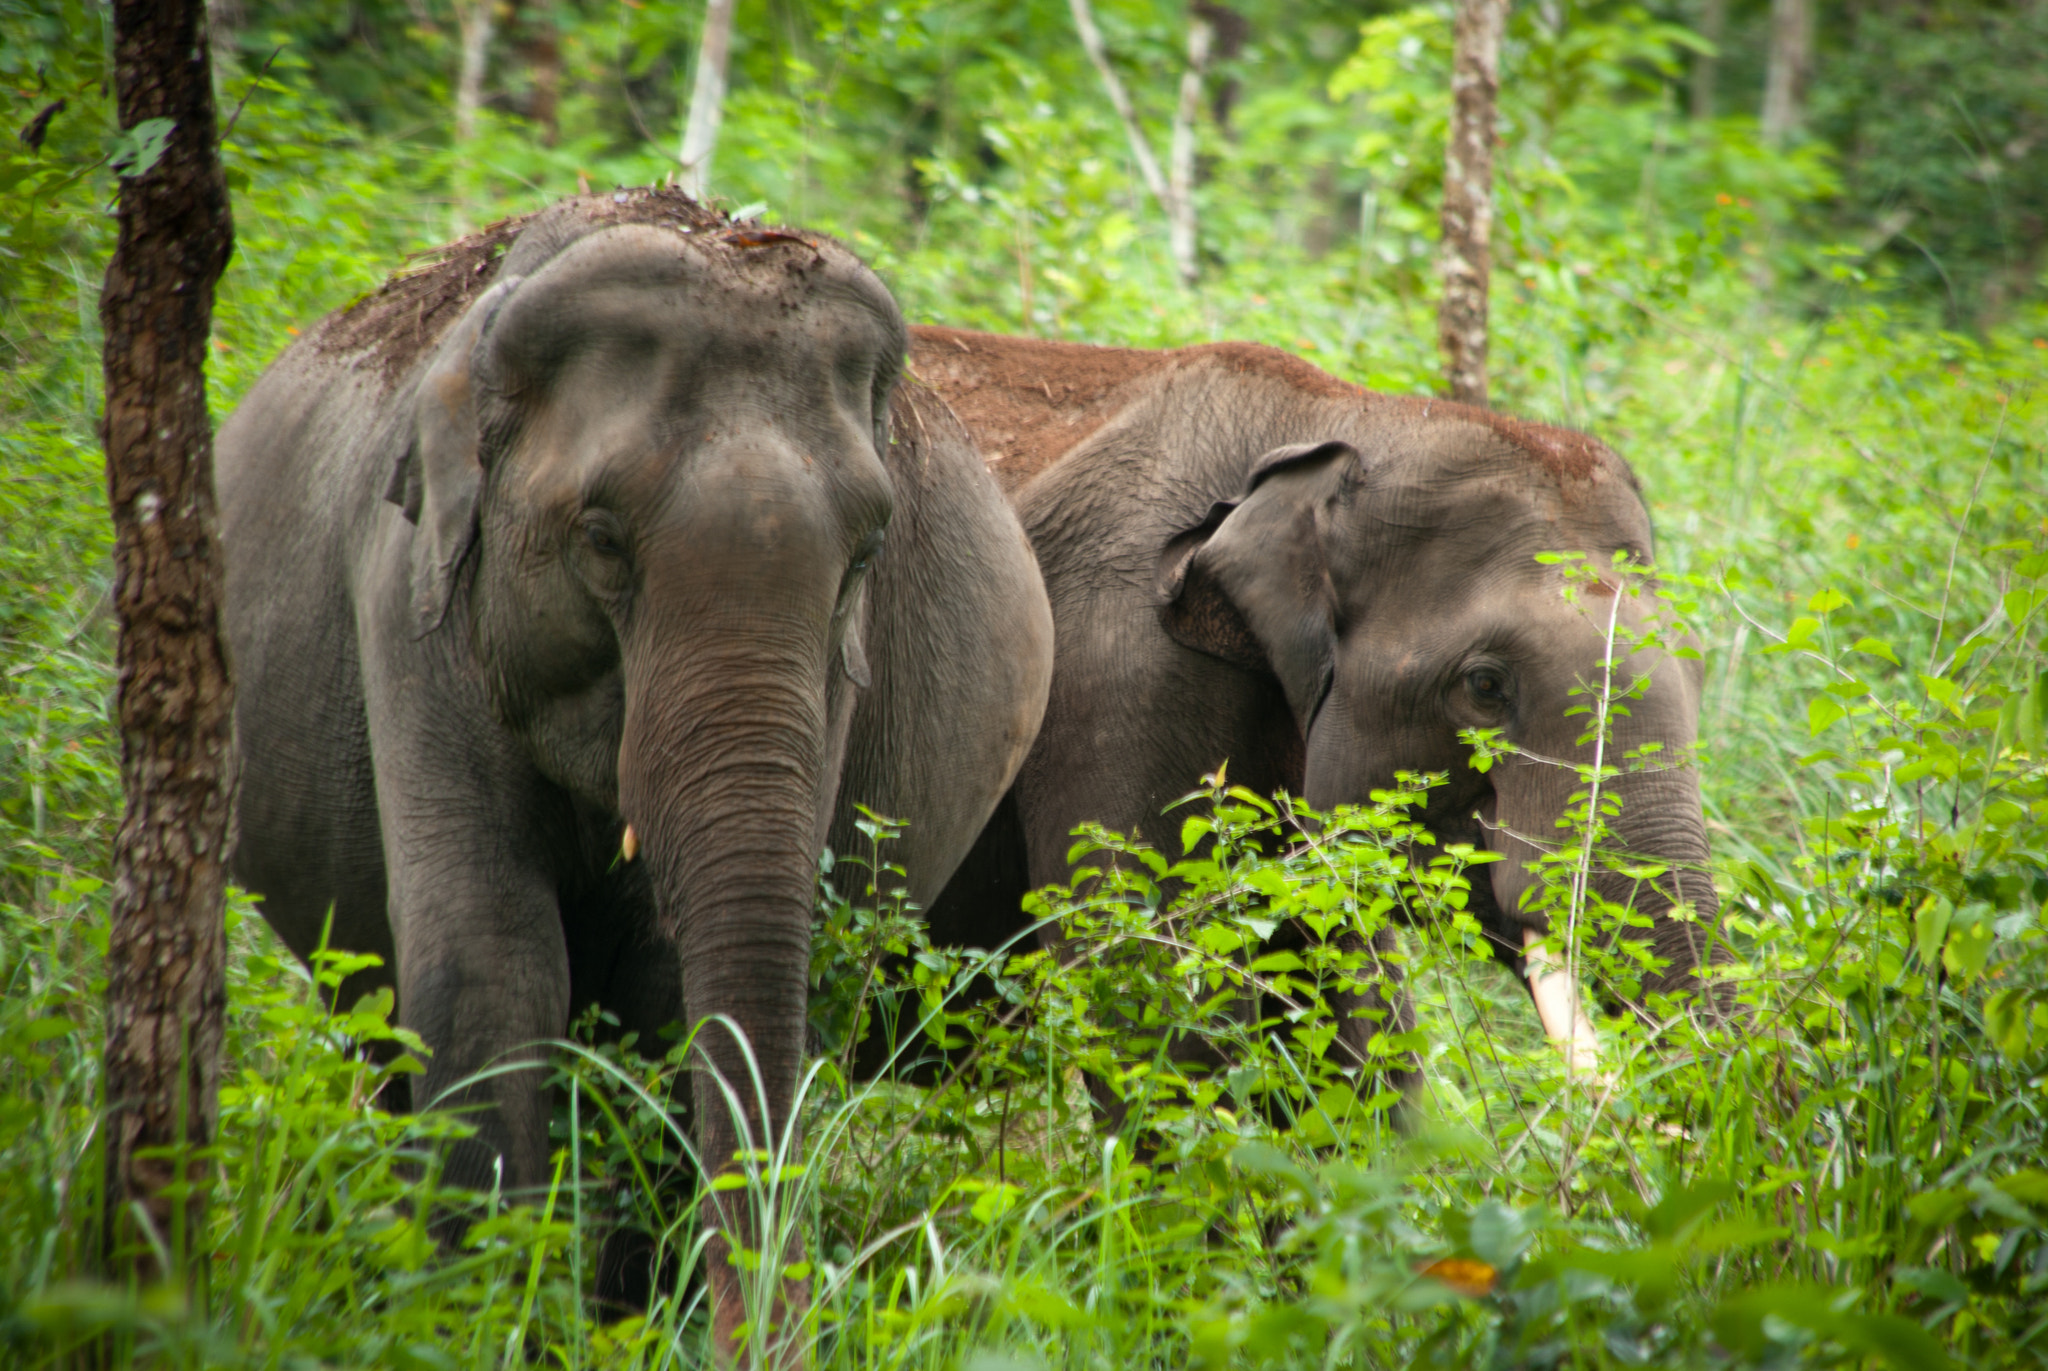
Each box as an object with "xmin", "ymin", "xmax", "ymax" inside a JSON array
[
  {"xmin": 921, "ymin": 789, "xmax": 1035, "ymax": 955},
  {"xmin": 842, "ymin": 791, "xmax": 1039, "ymax": 1086},
  {"xmin": 360, "ymin": 633, "xmax": 575, "ymax": 1198},
  {"xmin": 573, "ymin": 877, "xmax": 700, "ymax": 1311},
  {"xmin": 1323, "ymin": 924, "xmax": 1419, "ymax": 1101}
]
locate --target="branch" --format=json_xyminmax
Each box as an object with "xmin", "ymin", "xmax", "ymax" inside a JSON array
[{"xmin": 1069, "ymin": 0, "xmax": 1170, "ymax": 210}]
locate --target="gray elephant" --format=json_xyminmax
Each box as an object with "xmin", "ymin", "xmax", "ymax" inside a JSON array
[
  {"xmin": 216, "ymin": 191, "xmax": 1052, "ymax": 1345},
  {"xmin": 912, "ymin": 325, "xmax": 1730, "ymax": 1089}
]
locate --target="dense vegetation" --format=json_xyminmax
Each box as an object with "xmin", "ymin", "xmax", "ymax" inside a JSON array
[{"xmin": 3, "ymin": 0, "xmax": 2046, "ymax": 1366}]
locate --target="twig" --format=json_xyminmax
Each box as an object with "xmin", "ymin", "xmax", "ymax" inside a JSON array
[
  {"xmin": 1927, "ymin": 395, "xmax": 2006, "ymax": 674},
  {"xmin": 219, "ymin": 45, "xmax": 284, "ymax": 145},
  {"xmin": 1068, "ymin": 0, "xmax": 1170, "ymax": 209}
]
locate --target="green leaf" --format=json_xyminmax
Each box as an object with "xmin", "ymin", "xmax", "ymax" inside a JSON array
[
  {"xmin": 970, "ymin": 1182, "xmax": 1022, "ymax": 1224},
  {"xmin": 1913, "ymin": 895, "xmax": 1952, "ymax": 966},
  {"xmin": 1467, "ymin": 1200, "xmax": 1531, "ymax": 1267},
  {"xmin": 1851, "ymin": 636, "xmax": 1899, "ymax": 665},
  {"xmin": 1893, "ymin": 1266, "xmax": 1970, "ymax": 1305},
  {"xmin": 1920, "ymin": 674, "xmax": 1959, "ymax": 710},
  {"xmin": 1993, "ymin": 1170, "xmax": 2048, "ymax": 1209},
  {"xmin": 1808, "ymin": 694, "xmax": 1847, "ymax": 735},
  {"xmin": 1713, "ymin": 1285, "xmax": 1953, "ymax": 1371},
  {"xmin": 1643, "ymin": 1178, "xmax": 1735, "ymax": 1241},
  {"xmin": 1784, "ymin": 616, "xmax": 1822, "ymax": 650},
  {"xmin": 1229, "ymin": 1141, "xmax": 1312, "ymax": 1190},
  {"xmin": 16, "ymin": 1017, "xmax": 77, "ymax": 1044},
  {"xmin": 1905, "ymin": 1188, "xmax": 1972, "ymax": 1228},
  {"xmin": 2003, "ymin": 586, "xmax": 2041, "ymax": 627},
  {"xmin": 1807, "ymin": 587, "xmax": 1849, "ymax": 613},
  {"xmin": 108, "ymin": 117, "xmax": 175, "ymax": 178},
  {"xmin": 1941, "ymin": 906, "xmax": 1996, "ymax": 982},
  {"xmin": 1985, "ymin": 986, "xmax": 2042, "ymax": 1058}
]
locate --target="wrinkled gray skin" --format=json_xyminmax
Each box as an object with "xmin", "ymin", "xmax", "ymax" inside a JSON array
[
  {"xmin": 915, "ymin": 327, "xmax": 1728, "ymax": 1089},
  {"xmin": 217, "ymin": 201, "xmax": 1051, "ymax": 1342}
]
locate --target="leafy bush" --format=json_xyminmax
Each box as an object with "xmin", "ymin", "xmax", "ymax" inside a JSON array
[{"xmin": 4, "ymin": 0, "xmax": 2047, "ymax": 1364}]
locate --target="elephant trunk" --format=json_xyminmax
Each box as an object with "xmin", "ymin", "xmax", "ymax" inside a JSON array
[
  {"xmin": 618, "ymin": 604, "xmax": 834, "ymax": 1356},
  {"xmin": 1489, "ymin": 758, "xmax": 1731, "ymax": 1025}
]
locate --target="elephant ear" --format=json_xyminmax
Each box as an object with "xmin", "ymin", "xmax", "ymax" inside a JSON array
[
  {"xmin": 1156, "ymin": 440, "xmax": 1360, "ymax": 732},
  {"xmin": 383, "ymin": 276, "xmax": 522, "ymax": 633}
]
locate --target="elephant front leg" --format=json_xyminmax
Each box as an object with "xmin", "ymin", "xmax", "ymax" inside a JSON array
[
  {"xmin": 394, "ymin": 894, "xmax": 572, "ymax": 1196},
  {"xmin": 1323, "ymin": 924, "xmax": 1420, "ymax": 1106}
]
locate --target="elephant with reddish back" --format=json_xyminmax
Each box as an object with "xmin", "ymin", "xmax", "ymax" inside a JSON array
[
  {"xmin": 216, "ymin": 192, "xmax": 1052, "ymax": 1352},
  {"xmin": 914, "ymin": 326, "xmax": 1731, "ymax": 1082}
]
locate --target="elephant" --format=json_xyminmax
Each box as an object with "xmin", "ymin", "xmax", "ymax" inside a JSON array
[
  {"xmin": 911, "ymin": 325, "xmax": 1731, "ymax": 1097},
  {"xmin": 215, "ymin": 190, "xmax": 1052, "ymax": 1349}
]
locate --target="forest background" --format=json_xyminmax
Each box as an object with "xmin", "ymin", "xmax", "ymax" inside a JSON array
[{"xmin": 3, "ymin": 0, "xmax": 2048, "ymax": 1367}]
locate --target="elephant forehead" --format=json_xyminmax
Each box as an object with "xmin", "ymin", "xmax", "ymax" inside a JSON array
[
  {"xmin": 506, "ymin": 377, "xmax": 877, "ymax": 507},
  {"xmin": 492, "ymin": 234, "xmax": 901, "ymax": 373}
]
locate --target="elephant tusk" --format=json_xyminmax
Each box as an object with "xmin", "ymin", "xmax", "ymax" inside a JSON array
[
  {"xmin": 621, "ymin": 824, "xmax": 639, "ymax": 862},
  {"xmin": 1522, "ymin": 928, "xmax": 1606, "ymax": 1081}
]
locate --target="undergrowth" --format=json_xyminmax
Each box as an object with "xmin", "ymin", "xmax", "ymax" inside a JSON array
[{"xmin": 4, "ymin": 4, "xmax": 2048, "ymax": 1365}]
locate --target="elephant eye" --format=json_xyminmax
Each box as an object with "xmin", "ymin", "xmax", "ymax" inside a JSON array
[
  {"xmin": 580, "ymin": 512, "xmax": 627, "ymax": 560},
  {"xmin": 1465, "ymin": 668, "xmax": 1509, "ymax": 704},
  {"xmin": 848, "ymin": 528, "xmax": 884, "ymax": 574}
]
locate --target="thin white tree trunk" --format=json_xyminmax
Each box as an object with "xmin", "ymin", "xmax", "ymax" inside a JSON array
[
  {"xmin": 454, "ymin": 0, "xmax": 493, "ymax": 144},
  {"xmin": 677, "ymin": 0, "xmax": 735, "ymax": 200},
  {"xmin": 1167, "ymin": 13, "xmax": 1214, "ymax": 288},
  {"xmin": 1070, "ymin": 0, "xmax": 1170, "ymax": 206},
  {"xmin": 1438, "ymin": 0, "xmax": 1507, "ymax": 407},
  {"xmin": 1689, "ymin": 0, "xmax": 1725, "ymax": 121},
  {"xmin": 1070, "ymin": 0, "xmax": 1211, "ymax": 288},
  {"xmin": 1761, "ymin": 0, "xmax": 1812, "ymax": 145}
]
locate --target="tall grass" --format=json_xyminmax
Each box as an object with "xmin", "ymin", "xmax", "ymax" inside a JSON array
[{"xmin": 3, "ymin": 34, "xmax": 2047, "ymax": 1368}]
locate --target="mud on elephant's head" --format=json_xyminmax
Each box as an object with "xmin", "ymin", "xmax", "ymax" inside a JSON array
[{"xmin": 1157, "ymin": 411, "xmax": 1728, "ymax": 1021}]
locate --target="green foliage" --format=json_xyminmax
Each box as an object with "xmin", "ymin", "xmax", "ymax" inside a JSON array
[{"xmin": 4, "ymin": 0, "xmax": 2048, "ymax": 1364}]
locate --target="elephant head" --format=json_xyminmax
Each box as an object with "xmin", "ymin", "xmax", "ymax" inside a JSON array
[
  {"xmin": 1157, "ymin": 419, "xmax": 1728, "ymax": 1043},
  {"xmin": 389, "ymin": 217, "xmax": 900, "ymax": 1339}
]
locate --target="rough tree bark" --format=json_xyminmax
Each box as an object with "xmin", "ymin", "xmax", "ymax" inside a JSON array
[
  {"xmin": 98, "ymin": 0, "xmax": 236, "ymax": 1281},
  {"xmin": 1070, "ymin": 0, "xmax": 1212, "ymax": 288},
  {"xmin": 1761, "ymin": 0, "xmax": 1813, "ymax": 144},
  {"xmin": 1439, "ymin": 0, "xmax": 1508, "ymax": 407},
  {"xmin": 677, "ymin": 0, "xmax": 735, "ymax": 199}
]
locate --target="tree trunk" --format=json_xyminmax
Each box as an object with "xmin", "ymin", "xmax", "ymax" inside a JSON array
[
  {"xmin": 1761, "ymin": 0, "xmax": 1812, "ymax": 144},
  {"xmin": 1069, "ymin": 0, "xmax": 1211, "ymax": 288},
  {"xmin": 98, "ymin": 0, "xmax": 235, "ymax": 1284},
  {"xmin": 1438, "ymin": 0, "xmax": 1507, "ymax": 407},
  {"xmin": 677, "ymin": 0, "xmax": 735, "ymax": 199},
  {"xmin": 454, "ymin": 0, "xmax": 494, "ymax": 144},
  {"xmin": 1166, "ymin": 12, "xmax": 1214, "ymax": 288},
  {"xmin": 1689, "ymin": 0, "xmax": 1725, "ymax": 121},
  {"xmin": 450, "ymin": 0, "xmax": 495, "ymax": 234},
  {"xmin": 513, "ymin": 0, "xmax": 561, "ymax": 146}
]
